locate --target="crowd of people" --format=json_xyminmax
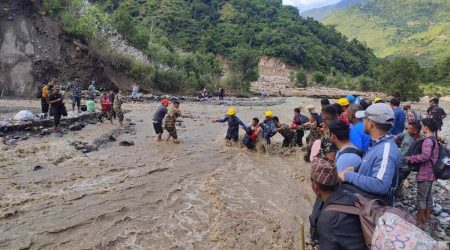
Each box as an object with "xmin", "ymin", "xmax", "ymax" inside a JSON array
[
  {"xmin": 192, "ymin": 94, "xmax": 446, "ymax": 249},
  {"xmin": 37, "ymin": 76, "xmax": 129, "ymax": 133}
]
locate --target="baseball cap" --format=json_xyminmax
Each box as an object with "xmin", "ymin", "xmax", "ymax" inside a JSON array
[
  {"xmin": 355, "ymin": 103, "xmax": 394, "ymax": 124},
  {"xmin": 311, "ymin": 157, "xmax": 338, "ymax": 185}
]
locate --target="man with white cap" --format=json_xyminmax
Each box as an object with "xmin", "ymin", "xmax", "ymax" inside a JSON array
[{"xmin": 338, "ymin": 103, "xmax": 401, "ymax": 205}]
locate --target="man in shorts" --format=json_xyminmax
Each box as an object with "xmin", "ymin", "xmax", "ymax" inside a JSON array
[{"xmin": 153, "ymin": 99, "xmax": 170, "ymax": 142}]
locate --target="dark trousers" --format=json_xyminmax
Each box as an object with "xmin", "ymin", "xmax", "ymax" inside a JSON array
[
  {"xmin": 296, "ymin": 129, "xmax": 304, "ymax": 146},
  {"xmin": 53, "ymin": 112, "xmax": 62, "ymax": 127},
  {"xmin": 225, "ymin": 127, "xmax": 239, "ymax": 141},
  {"xmin": 41, "ymin": 98, "xmax": 49, "ymax": 114}
]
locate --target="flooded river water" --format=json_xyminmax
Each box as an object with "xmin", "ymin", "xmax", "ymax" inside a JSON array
[{"xmin": 1, "ymin": 97, "xmax": 320, "ymax": 249}]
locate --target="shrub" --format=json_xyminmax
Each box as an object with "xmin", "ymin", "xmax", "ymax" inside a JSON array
[
  {"xmin": 290, "ymin": 69, "xmax": 308, "ymax": 87},
  {"xmin": 313, "ymin": 71, "xmax": 326, "ymax": 84}
]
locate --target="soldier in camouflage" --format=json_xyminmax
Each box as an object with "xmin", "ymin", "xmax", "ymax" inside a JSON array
[
  {"xmin": 113, "ymin": 89, "xmax": 126, "ymax": 128},
  {"xmin": 165, "ymin": 101, "xmax": 192, "ymax": 143}
]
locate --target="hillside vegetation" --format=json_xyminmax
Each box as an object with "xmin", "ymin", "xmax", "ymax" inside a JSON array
[
  {"xmin": 41, "ymin": 0, "xmax": 377, "ymax": 94},
  {"xmin": 322, "ymin": 0, "xmax": 450, "ymax": 66}
]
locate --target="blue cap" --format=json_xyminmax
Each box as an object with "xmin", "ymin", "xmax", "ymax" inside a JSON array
[{"xmin": 346, "ymin": 95, "xmax": 355, "ymax": 103}]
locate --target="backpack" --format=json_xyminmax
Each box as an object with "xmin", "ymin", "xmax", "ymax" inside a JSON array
[
  {"xmin": 431, "ymin": 141, "xmax": 450, "ymax": 180},
  {"xmin": 325, "ymin": 194, "xmax": 416, "ymax": 248},
  {"xmin": 337, "ymin": 147, "xmax": 364, "ymax": 159},
  {"xmin": 405, "ymin": 138, "xmax": 428, "ymax": 172},
  {"xmin": 36, "ymin": 85, "xmax": 43, "ymax": 99},
  {"xmin": 371, "ymin": 213, "xmax": 445, "ymax": 250}
]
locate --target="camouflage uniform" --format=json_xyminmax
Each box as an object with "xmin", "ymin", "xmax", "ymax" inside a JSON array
[
  {"xmin": 113, "ymin": 93, "xmax": 125, "ymax": 122},
  {"xmin": 319, "ymin": 136, "xmax": 338, "ymax": 158},
  {"xmin": 303, "ymin": 124, "xmax": 323, "ymax": 162},
  {"xmin": 165, "ymin": 107, "xmax": 181, "ymax": 139},
  {"xmin": 278, "ymin": 125, "xmax": 297, "ymax": 147}
]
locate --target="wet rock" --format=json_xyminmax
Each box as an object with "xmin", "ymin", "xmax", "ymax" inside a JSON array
[
  {"xmin": 108, "ymin": 134, "xmax": 117, "ymax": 141},
  {"xmin": 434, "ymin": 204, "xmax": 443, "ymax": 215},
  {"xmin": 5, "ymin": 139, "xmax": 17, "ymax": 145},
  {"xmin": 119, "ymin": 140, "xmax": 134, "ymax": 146},
  {"xmin": 40, "ymin": 129, "xmax": 51, "ymax": 136},
  {"xmin": 32, "ymin": 165, "xmax": 43, "ymax": 171},
  {"xmin": 69, "ymin": 123, "xmax": 83, "ymax": 131},
  {"xmin": 439, "ymin": 212, "xmax": 449, "ymax": 218},
  {"xmin": 128, "ymin": 122, "xmax": 136, "ymax": 126},
  {"xmin": 53, "ymin": 132, "xmax": 63, "ymax": 137}
]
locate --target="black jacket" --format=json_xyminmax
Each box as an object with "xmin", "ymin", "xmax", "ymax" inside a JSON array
[{"xmin": 310, "ymin": 190, "xmax": 367, "ymax": 250}]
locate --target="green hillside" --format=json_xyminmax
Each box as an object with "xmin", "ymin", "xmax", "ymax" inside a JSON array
[{"xmin": 322, "ymin": 0, "xmax": 450, "ymax": 66}]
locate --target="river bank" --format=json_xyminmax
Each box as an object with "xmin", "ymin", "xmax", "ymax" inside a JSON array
[{"xmin": 0, "ymin": 96, "xmax": 448, "ymax": 249}]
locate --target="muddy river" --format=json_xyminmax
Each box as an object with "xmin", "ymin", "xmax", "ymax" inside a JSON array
[{"xmin": 0, "ymin": 97, "xmax": 324, "ymax": 249}]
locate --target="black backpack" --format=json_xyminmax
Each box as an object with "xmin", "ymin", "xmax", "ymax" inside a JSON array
[
  {"xmin": 36, "ymin": 85, "xmax": 43, "ymax": 99},
  {"xmin": 405, "ymin": 138, "xmax": 428, "ymax": 172},
  {"xmin": 431, "ymin": 141, "xmax": 450, "ymax": 180},
  {"xmin": 338, "ymin": 147, "xmax": 365, "ymax": 160}
]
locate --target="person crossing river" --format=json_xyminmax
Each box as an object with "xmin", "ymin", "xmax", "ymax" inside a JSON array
[{"xmin": 213, "ymin": 108, "xmax": 247, "ymax": 146}]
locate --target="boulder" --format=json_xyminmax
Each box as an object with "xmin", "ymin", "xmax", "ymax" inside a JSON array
[{"xmin": 119, "ymin": 140, "xmax": 134, "ymax": 146}]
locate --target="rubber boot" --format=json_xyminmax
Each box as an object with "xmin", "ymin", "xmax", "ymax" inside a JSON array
[{"xmin": 416, "ymin": 209, "xmax": 426, "ymax": 229}]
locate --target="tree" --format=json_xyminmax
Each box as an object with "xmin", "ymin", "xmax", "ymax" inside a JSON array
[
  {"xmin": 313, "ymin": 71, "xmax": 327, "ymax": 84},
  {"xmin": 289, "ymin": 69, "xmax": 308, "ymax": 87},
  {"xmin": 229, "ymin": 47, "xmax": 260, "ymax": 86},
  {"xmin": 379, "ymin": 57, "xmax": 423, "ymax": 101}
]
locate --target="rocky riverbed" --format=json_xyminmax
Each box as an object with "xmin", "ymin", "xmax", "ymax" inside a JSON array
[{"xmin": 0, "ymin": 96, "xmax": 448, "ymax": 249}]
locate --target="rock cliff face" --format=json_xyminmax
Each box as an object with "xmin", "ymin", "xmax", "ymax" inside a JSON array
[{"xmin": 0, "ymin": 0, "xmax": 133, "ymax": 97}]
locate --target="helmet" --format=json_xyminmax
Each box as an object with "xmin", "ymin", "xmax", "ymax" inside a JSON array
[
  {"xmin": 346, "ymin": 95, "xmax": 355, "ymax": 103},
  {"xmin": 162, "ymin": 99, "xmax": 170, "ymax": 105},
  {"xmin": 265, "ymin": 111, "xmax": 273, "ymax": 117},
  {"xmin": 337, "ymin": 98, "xmax": 350, "ymax": 106},
  {"xmin": 373, "ymin": 97, "xmax": 382, "ymax": 103},
  {"xmin": 227, "ymin": 108, "xmax": 236, "ymax": 116}
]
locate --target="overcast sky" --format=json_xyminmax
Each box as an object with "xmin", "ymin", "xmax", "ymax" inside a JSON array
[{"xmin": 283, "ymin": 0, "xmax": 341, "ymax": 11}]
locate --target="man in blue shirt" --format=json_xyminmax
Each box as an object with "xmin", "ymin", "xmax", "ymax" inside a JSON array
[
  {"xmin": 338, "ymin": 103, "xmax": 401, "ymax": 205},
  {"xmin": 347, "ymin": 104, "xmax": 371, "ymax": 152},
  {"xmin": 389, "ymin": 98, "xmax": 406, "ymax": 135},
  {"xmin": 328, "ymin": 120, "xmax": 363, "ymax": 172}
]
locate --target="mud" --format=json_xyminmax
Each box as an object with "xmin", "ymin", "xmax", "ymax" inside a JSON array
[{"xmin": 0, "ymin": 97, "xmax": 448, "ymax": 249}]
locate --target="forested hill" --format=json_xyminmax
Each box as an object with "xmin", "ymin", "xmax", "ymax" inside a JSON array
[
  {"xmin": 83, "ymin": 0, "xmax": 375, "ymax": 76},
  {"xmin": 322, "ymin": 0, "xmax": 450, "ymax": 66}
]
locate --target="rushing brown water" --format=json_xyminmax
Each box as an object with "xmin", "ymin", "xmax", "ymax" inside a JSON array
[{"xmin": 0, "ymin": 97, "xmax": 321, "ymax": 249}]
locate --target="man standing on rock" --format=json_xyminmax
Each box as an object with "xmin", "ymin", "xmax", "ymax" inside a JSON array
[
  {"xmin": 114, "ymin": 89, "xmax": 125, "ymax": 129},
  {"xmin": 48, "ymin": 85, "xmax": 64, "ymax": 133},
  {"xmin": 165, "ymin": 101, "xmax": 192, "ymax": 143},
  {"xmin": 88, "ymin": 80, "xmax": 96, "ymax": 100},
  {"xmin": 153, "ymin": 99, "xmax": 170, "ymax": 142},
  {"xmin": 40, "ymin": 80, "xmax": 49, "ymax": 118},
  {"xmin": 67, "ymin": 76, "xmax": 82, "ymax": 113},
  {"xmin": 427, "ymin": 97, "xmax": 447, "ymax": 134}
]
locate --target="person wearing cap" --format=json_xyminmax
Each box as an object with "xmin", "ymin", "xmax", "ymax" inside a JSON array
[
  {"xmin": 48, "ymin": 85, "xmax": 64, "ymax": 133},
  {"xmin": 339, "ymin": 103, "xmax": 401, "ymax": 205},
  {"xmin": 88, "ymin": 80, "xmax": 96, "ymax": 100},
  {"xmin": 309, "ymin": 157, "xmax": 366, "ymax": 249},
  {"xmin": 336, "ymin": 98, "xmax": 350, "ymax": 124},
  {"xmin": 213, "ymin": 108, "xmax": 247, "ymax": 145},
  {"xmin": 152, "ymin": 99, "xmax": 170, "ymax": 142},
  {"xmin": 165, "ymin": 101, "xmax": 193, "ymax": 143},
  {"xmin": 346, "ymin": 95, "xmax": 355, "ymax": 104},
  {"xmin": 389, "ymin": 98, "xmax": 406, "ymax": 136},
  {"xmin": 347, "ymin": 104, "xmax": 371, "ymax": 152},
  {"xmin": 261, "ymin": 111, "xmax": 278, "ymax": 144},
  {"xmin": 373, "ymin": 97, "xmax": 384, "ymax": 104},
  {"xmin": 113, "ymin": 89, "xmax": 126, "ymax": 128}
]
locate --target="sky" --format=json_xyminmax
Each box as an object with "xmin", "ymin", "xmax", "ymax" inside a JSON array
[{"xmin": 282, "ymin": 0, "xmax": 341, "ymax": 11}]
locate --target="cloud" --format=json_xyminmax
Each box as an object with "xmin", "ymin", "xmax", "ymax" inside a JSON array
[{"xmin": 283, "ymin": 0, "xmax": 341, "ymax": 11}]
